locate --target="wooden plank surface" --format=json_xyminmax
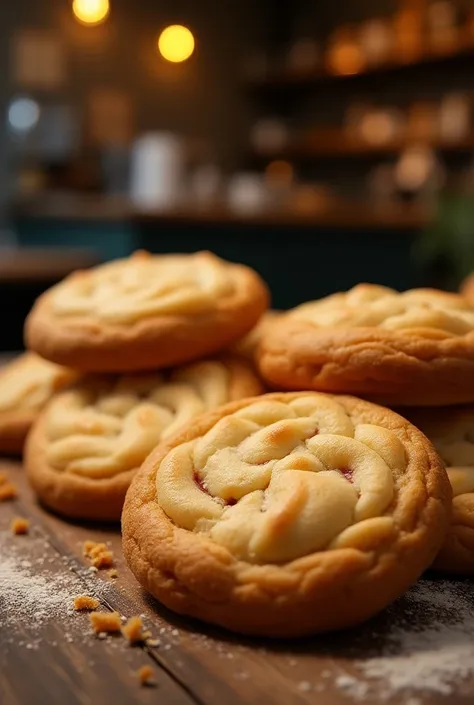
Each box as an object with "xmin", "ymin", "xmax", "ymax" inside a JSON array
[{"xmin": 1, "ymin": 461, "xmax": 473, "ymax": 705}]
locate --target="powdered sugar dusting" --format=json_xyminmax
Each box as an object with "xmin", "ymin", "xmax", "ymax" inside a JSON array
[
  {"xmin": 0, "ymin": 531, "xmax": 111, "ymax": 638},
  {"xmin": 334, "ymin": 579, "xmax": 474, "ymax": 701}
]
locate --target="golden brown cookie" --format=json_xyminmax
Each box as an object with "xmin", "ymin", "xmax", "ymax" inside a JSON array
[
  {"xmin": 122, "ymin": 391, "xmax": 450, "ymax": 637},
  {"xmin": 460, "ymin": 273, "xmax": 474, "ymax": 305},
  {"xmin": 0, "ymin": 353, "xmax": 77, "ymax": 454},
  {"xmin": 25, "ymin": 356, "xmax": 262, "ymax": 521},
  {"xmin": 25, "ymin": 250, "xmax": 269, "ymax": 372},
  {"xmin": 258, "ymin": 284, "xmax": 474, "ymax": 406},
  {"xmin": 231, "ymin": 310, "xmax": 281, "ymax": 360},
  {"xmin": 405, "ymin": 406, "xmax": 474, "ymax": 574}
]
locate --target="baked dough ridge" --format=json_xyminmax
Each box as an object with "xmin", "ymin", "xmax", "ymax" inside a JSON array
[
  {"xmin": 25, "ymin": 356, "xmax": 263, "ymax": 521},
  {"xmin": 122, "ymin": 392, "xmax": 450, "ymax": 636},
  {"xmin": 258, "ymin": 321, "xmax": 474, "ymax": 406}
]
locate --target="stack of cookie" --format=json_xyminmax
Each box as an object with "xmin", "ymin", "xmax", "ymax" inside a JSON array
[
  {"xmin": 5, "ymin": 260, "xmax": 474, "ymax": 638},
  {"xmin": 121, "ymin": 282, "xmax": 474, "ymax": 637},
  {"xmin": 2, "ymin": 250, "xmax": 268, "ymax": 520}
]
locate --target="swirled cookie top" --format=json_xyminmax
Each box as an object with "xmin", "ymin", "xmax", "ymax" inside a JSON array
[
  {"xmin": 49, "ymin": 251, "xmax": 240, "ymax": 324},
  {"xmin": 157, "ymin": 394, "xmax": 407, "ymax": 564},
  {"xmin": 45, "ymin": 361, "xmax": 235, "ymax": 480},
  {"xmin": 413, "ymin": 412, "xmax": 474, "ymax": 498},
  {"xmin": 290, "ymin": 284, "xmax": 474, "ymax": 335},
  {"xmin": 0, "ymin": 354, "xmax": 74, "ymax": 413}
]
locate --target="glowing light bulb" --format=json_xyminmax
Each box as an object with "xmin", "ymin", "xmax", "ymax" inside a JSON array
[
  {"xmin": 72, "ymin": 0, "xmax": 109, "ymax": 26},
  {"xmin": 158, "ymin": 25, "xmax": 195, "ymax": 63}
]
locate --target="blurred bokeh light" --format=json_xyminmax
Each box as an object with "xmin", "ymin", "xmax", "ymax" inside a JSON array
[
  {"xmin": 158, "ymin": 25, "xmax": 195, "ymax": 63},
  {"xmin": 72, "ymin": 0, "xmax": 110, "ymax": 26}
]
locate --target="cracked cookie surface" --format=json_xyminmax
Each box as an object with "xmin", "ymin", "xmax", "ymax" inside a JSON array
[
  {"xmin": 26, "ymin": 356, "xmax": 262, "ymax": 520},
  {"xmin": 26, "ymin": 250, "xmax": 269, "ymax": 372},
  {"xmin": 258, "ymin": 284, "xmax": 474, "ymax": 406},
  {"xmin": 407, "ymin": 406, "xmax": 474, "ymax": 573},
  {"xmin": 122, "ymin": 391, "xmax": 450, "ymax": 636}
]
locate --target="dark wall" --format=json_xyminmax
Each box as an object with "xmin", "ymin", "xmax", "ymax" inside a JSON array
[
  {"xmin": 1, "ymin": 0, "xmax": 268, "ymax": 195},
  {"xmin": 256, "ymin": 0, "xmax": 474, "ymax": 199}
]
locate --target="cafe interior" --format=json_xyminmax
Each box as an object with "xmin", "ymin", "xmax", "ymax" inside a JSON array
[{"xmin": 2, "ymin": 0, "xmax": 474, "ymax": 349}]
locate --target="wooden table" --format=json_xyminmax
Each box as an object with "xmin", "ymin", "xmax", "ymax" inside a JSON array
[{"xmin": 1, "ymin": 464, "xmax": 473, "ymax": 705}]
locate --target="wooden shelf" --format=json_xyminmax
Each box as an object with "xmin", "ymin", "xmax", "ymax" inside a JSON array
[
  {"xmin": 11, "ymin": 194, "xmax": 430, "ymax": 231},
  {"xmin": 255, "ymin": 130, "xmax": 474, "ymax": 161},
  {"xmin": 252, "ymin": 37, "xmax": 474, "ymax": 89}
]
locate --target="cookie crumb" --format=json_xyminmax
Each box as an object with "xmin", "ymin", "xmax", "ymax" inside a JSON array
[
  {"xmin": 108, "ymin": 568, "xmax": 118, "ymax": 578},
  {"xmin": 86, "ymin": 541, "xmax": 108, "ymax": 557},
  {"xmin": 83, "ymin": 540, "xmax": 114, "ymax": 569},
  {"xmin": 83, "ymin": 540, "xmax": 98, "ymax": 556},
  {"xmin": 91, "ymin": 550, "xmax": 114, "ymax": 569},
  {"xmin": 137, "ymin": 665, "xmax": 155, "ymax": 686},
  {"xmin": 0, "ymin": 483, "xmax": 17, "ymax": 501},
  {"xmin": 74, "ymin": 595, "xmax": 100, "ymax": 611},
  {"xmin": 122, "ymin": 616, "xmax": 145, "ymax": 644},
  {"xmin": 11, "ymin": 517, "xmax": 29, "ymax": 535},
  {"xmin": 89, "ymin": 611, "xmax": 122, "ymax": 634}
]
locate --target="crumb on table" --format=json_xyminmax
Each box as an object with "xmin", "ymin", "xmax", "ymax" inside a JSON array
[
  {"xmin": 10, "ymin": 517, "xmax": 29, "ymax": 535},
  {"xmin": 83, "ymin": 540, "xmax": 114, "ymax": 569},
  {"xmin": 91, "ymin": 550, "xmax": 114, "ymax": 569},
  {"xmin": 137, "ymin": 665, "xmax": 155, "ymax": 686},
  {"xmin": 122, "ymin": 616, "xmax": 145, "ymax": 644},
  {"xmin": 0, "ymin": 483, "xmax": 17, "ymax": 501},
  {"xmin": 83, "ymin": 540, "xmax": 107, "ymax": 557},
  {"xmin": 108, "ymin": 568, "xmax": 118, "ymax": 579},
  {"xmin": 89, "ymin": 611, "xmax": 122, "ymax": 634},
  {"xmin": 74, "ymin": 595, "xmax": 100, "ymax": 611}
]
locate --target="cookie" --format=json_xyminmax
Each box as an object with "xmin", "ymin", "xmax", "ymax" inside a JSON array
[
  {"xmin": 406, "ymin": 406, "xmax": 474, "ymax": 574},
  {"xmin": 25, "ymin": 357, "xmax": 262, "ymax": 520},
  {"xmin": 460, "ymin": 273, "xmax": 474, "ymax": 305},
  {"xmin": 231, "ymin": 310, "xmax": 281, "ymax": 360},
  {"xmin": 0, "ymin": 353, "xmax": 76, "ymax": 454},
  {"xmin": 258, "ymin": 284, "xmax": 474, "ymax": 406},
  {"xmin": 122, "ymin": 391, "xmax": 450, "ymax": 637},
  {"xmin": 25, "ymin": 250, "xmax": 269, "ymax": 372}
]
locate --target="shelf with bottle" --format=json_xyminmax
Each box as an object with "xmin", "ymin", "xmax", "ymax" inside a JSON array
[
  {"xmin": 254, "ymin": 131, "xmax": 474, "ymax": 160},
  {"xmin": 246, "ymin": 3, "xmax": 474, "ymax": 89},
  {"xmin": 11, "ymin": 191, "xmax": 430, "ymax": 231},
  {"xmin": 251, "ymin": 93, "xmax": 474, "ymax": 160}
]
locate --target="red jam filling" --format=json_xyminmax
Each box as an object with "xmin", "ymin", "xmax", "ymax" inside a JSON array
[
  {"xmin": 193, "ymin": 471, "xmax": 209, "ymax": 495},
  {"xmin": 340, "ymin": 467, "xmax": 354, "ymax": 484}
]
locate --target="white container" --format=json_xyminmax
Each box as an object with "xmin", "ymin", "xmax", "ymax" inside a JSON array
[
  {"xmin": 130, "ymin": 132, "xmax": 183, "ymax": 209},
  {"xmin": 227, "ymin": 173, "xmax": 268, "ymax": 215}
]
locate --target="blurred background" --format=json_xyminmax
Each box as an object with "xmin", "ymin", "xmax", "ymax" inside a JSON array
[{"xmin": 2, "ymin": 0, "xmax": 474, "ymax": 349}]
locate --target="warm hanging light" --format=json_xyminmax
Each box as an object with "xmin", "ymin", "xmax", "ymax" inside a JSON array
[
  {"xmin": 72, "ymin": 0, "xmax": 110, "ymax": 26},
  {"xmin": 158, "ymin": 25, "xmax": 195, "ymax": 63}
]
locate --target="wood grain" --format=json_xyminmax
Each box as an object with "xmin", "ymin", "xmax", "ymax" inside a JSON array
[{"xmin": 1, "ymin": 461, "xmax": 473, "ymax": 705}]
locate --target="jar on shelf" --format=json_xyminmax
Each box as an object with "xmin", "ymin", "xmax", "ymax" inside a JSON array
[
  {"xmin": 325, "ymin": 25, "xmax": 365, "ymax": 76},
  {"xmin": 438, "ymin": 93, "xmax": 472, "ymax": 143},
  {"xmin": 393, "ymin": 7, "xmax": 425, "ymax": 61},
  {"xmin": 427, "ymin": 0, "xmax": 464, "ymax": 53},
  {"xmin": 359, "ymin": 18, "xmax": 395, "ymax": 66}
]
